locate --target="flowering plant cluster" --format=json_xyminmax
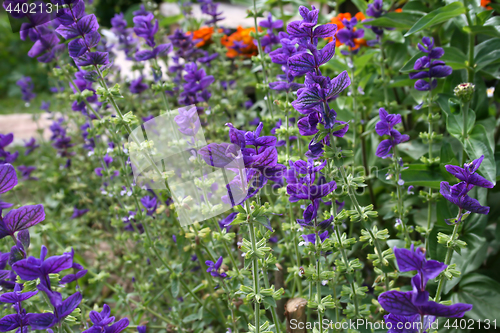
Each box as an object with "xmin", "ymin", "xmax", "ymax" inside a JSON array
[{"xmin": 1, "ymin": 0, "xmax": 499, "ymax": 332}]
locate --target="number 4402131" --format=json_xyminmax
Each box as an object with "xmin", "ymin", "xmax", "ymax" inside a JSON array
[
  {"xmin": 444, "ymin": 319, "xmax": 497, "ymax": 330},
  {"xmin": 4, "ymin": 2, "xmax": 61, "ymax": 14}
]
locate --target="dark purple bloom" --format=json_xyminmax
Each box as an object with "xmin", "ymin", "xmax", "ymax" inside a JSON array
[
  {"xmin": 179, "ymin": 62, "xmax": 214, "ymax": 106},
  {"xmin": 440, "ymin": 155, "xmax": 492, "ymax": 214},
  {"xmin": 133, "ymin": 5, "xmax": 151, "ymax": 16},
  {"xmin": 71, "ymin": 207, "xmax": 89, "ymax": 219},
  {"xmin": 140, "ymin": 196, "xmax": 157, "ymax": 216},
  {"xmin": 135, "ymin": 43, "xmax": 172, "ymax": 61},
  {"xmin": 410, "ymin": 37, "xmax": 452, "ymax": 91},
  {"xmin": 440, "ymin": 182, "xmax": 489, "ymax": 215},
  {"xmin": 301, "ymin": 230, "xmax": 329, "ymax": 245},
  {"xmin": 375, "ymin": 108, "xmax": 408, "ymax": 159},
  {"xmin": 375, "ymin": 108, "xmax": 402, "ymax": 136},
  {"xmin": 130, "ymin": 76, "xmax": 148, "ymax": 94},
  {"xmin": 394, "ymin": 245, "xmax": 446, "ymax": 290},
  {"xmin": 137, "ymin": 326, "xmax": 147, "ymax": 333},
  {"xmin": 287, "ymin": 6, "xmax": 337, "ymax": 47},
  {"xmin": 11, "ymin": 245, "xmax": 71, "ymax": 288},
  {"xmin": 336, "ymin": 16, "xmax": 364, "ymax": 55},
  {"xmin": 16, "ymin": 77, "xmax": 36, "ymax": 102},
  {"xmin": 379, "ymin": 274, "xmax": 472, "ymax": 320},
  {"xmin": 286, "ymin": 159, "xmax": 336, "ymax": 202},
  {"xmin": 205, "ymin": 256, "xmax": 227, "ymax": 278},
  {"xmin": 219, "ymin": 212, "xmax": 238, "ymax": 232},
  {"xmin": 23, "ymin": 138, "xmax": 39, "ymax": 156},
  {"xmin": 133, "ymin": 13, "xmax": 158, "ymax": 48},
  {"xmin": 81, "ymin": 304, "xmax": 129, "ymax": 333},
  {"xmin": 17, "ymin": 166, "xmax": 37, "ymax": 180},
  {"xmin": 288, "ymin": 42, "xmax": 336, "ymax": 77},
  {"xmin": 73, "ymin": 51, "xmax": 110, "ymax": 66},
  {"xmin": 444, "ymin": 155, "xmax": 494, "ymax": 189},
  {"xmin": 60, "ymin": 248, "xmax": 87, "ymax": 284},
  {"xmin": 200, "ymin": 0, "xmax": 224, "ymax": 26}
]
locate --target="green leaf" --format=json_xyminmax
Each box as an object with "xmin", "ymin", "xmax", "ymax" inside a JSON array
[
  {"xmin": 350, "ymin": 0, "xmax": 367, "ymax": 13},
  {"xmin": 400, "ymin": 164, "xmax": 443, "ymax": 188},
  {"xmin": 440, "ymin": 98, "xmax": 476, "ymax": 142},
  {"xmin": 452, "ymin": 273, "xmax": 500, "ymax": 321},
  {"xmin": 361, "ymin": 12, "xmax": 424, "ymax": 29},
  {"xmin": 404, "ymin": 2, "xmax": 465, "ymax": 37},
  {"xmin": 399, "ymin": 47, "xmax": 468, "ymax": 73},
  {"xmin": 464, "ymin": 124, "xmax": 497, "ymax": 185},
  {"xmin": 159, "ymin": 14, "xmax": 184, "ymax": 27},
  {"xmin": 463, "ymin": 25, "xmax": 500, "ymax": 38},
  {"xmin": 474, "ymin": 38, "xmax": 500, "ymax": 71}
]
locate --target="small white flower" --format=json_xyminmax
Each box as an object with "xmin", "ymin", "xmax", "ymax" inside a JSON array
[
  {"xmin": 87, "ymin": 151, "xmax": 95, "ymax": 157},
  {"xmin": 322, "ymin": 280, "xmax": 328, "ymax": 286}
]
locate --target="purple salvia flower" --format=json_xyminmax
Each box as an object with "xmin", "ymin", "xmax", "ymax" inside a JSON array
[
  {"xmin": 23, "ymin": 137, "xmax": 39, "ymax": 155},
  {"xmin": 409, "ymin": 37, "xmax": 452, "ymax": 91},
  {"xmin": 375, "ymin": 108, "xmax": 409, "ymax": 159},
  {"xmin": 81, "ymin": 304, "xmax": 129, "ymax": 333},
  {"xmin": 200, "ymin": 0, "xmax": 224, "ymax": 26},
  {"xmin": 440, "ymin": 155, "xmax": 492, "ymax": 215},
  {"xmin": 130, "ymin": 76, "xmax": 149, "ymax": 94},
  {"xmin": 16, "ymin": 76, "xmax": 36, "ymax": 102},
  {"xmin": 394, "ymin": 245, "xmax": 446, "ymax": 290},
  {"xmin": 71, "ymin": 207, "xmax": 89, "ymax": 219},
  {"xmin": 336, "ymin": 16, "xmax": 365, "ymax": 55},
  {"xmin": 140, "ymin": 195, "xmax": 157, "ymax": 216},
  {"xmin": 205, "ymin": 256, "xmax": 227, "ymax": 278},
  {"xmin": 17, "ymin": 165, "xmax": 37, "ymax": 180},
  {"xmin": 219, "ymin": 212, "xmax": 238, "ymax": 232}
]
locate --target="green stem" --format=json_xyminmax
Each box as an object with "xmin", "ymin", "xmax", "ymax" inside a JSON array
[
  {"xmin": 263, "ymin": 270, "xmax": 282, "ymax": 332},
  {"xmin": 434, "ymin": 208, "xmax": 464, "ymax": 302},
  {"xmin": 461, "ymin": 101, "xmax": 470, "ymax": 165},
  {"xmin": 464, "ymin": 2, "xmax": 475, "ymax": 82},
  {"xmin": 246, "ymin": 201, "xmax": 261, "ymax": 333},
  {"xmin": 393, "ymin": 146, "xmax": 411, "ymax": 247}
]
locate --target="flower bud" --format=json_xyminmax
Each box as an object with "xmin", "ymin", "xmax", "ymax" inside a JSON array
[{"xmin": 454, "ymin": 83, "xmax": 475, "ymax": 103}]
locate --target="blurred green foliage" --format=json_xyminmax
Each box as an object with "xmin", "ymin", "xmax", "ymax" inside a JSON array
[{"xmin": 0, "ymin": 13, "xmax": 50, "ymax": 99}]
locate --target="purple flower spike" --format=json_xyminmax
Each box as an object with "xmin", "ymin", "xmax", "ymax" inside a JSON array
[
  {"xmin": 82, "ymin": 304, "xmax": 129, "ymax": 333},
  {"xmin": 410, "ymin": 37, "xmax": 452, "ymax": 91},
  {"xmin": 375, "ymin": 108, "xmax": 408, "ymax": 159},
  {"xmin": 16, "ymin": 77, "xmax": 36, "ymax": 102},
  {"xmin": 205, "ymin": 256, "xmax": 227, "ymax": 278},
  {"xmin": 375, "ymin": 108, "xmax": 402, "ymax": 136},
  {"xmin": 445, "ymin": 155, "xmax": 494, "ymax": 189},
  {"xmin": 440, "ymin": 155, "xmax": 492, "ymax": 214},
  {"xmin": 130, "ymin": 76, "xmax": 149, "ymax": 94}
]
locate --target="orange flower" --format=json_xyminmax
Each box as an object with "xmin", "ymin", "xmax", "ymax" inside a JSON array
[
  {"xmin": 221, "ymin": 26, "xmax": 259, "ymax": 58},
  {"xmin": 327, "ymin": 12, "xmax": 366, "ymax": 50},
  {"xmin": 395, "ymin": 8, "xmax": 403, "ymax": 13},
  {"xmin": 189, "ymin": 26, "xmax": 220, "ymax": 47},
  {"xmin": 481, "ymin": 0, "xmax": 492, "ymax": 10}
]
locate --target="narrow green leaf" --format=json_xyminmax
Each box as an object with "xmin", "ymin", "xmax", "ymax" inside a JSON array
[
  {"xmin": 350, "ymin": 0, "xmax": 368, "ymax": 13},
  {"xmin": 404, "ymin": 2, "xmax": 465, "ymax": 36},
  {"xmin": 361, "ymin": 12, "xmax": 424, "ymax": 29}
]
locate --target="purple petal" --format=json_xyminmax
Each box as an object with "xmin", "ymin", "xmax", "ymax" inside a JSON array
[
  {"xmin": 58, "ymin": 292, "xmax": 82, "ymax": 318},
  {"xmin": 3, "ymin": 204, "xmax": 45, "ymax": 234},
  {"xmin": 41, "ymin": 254, "xmax": 73, "ymax": 275},
  {"xmin": 0, "ymin": 164, "xmax": 18, "ymax": 194},
  {"xmin": 379, "ymin": 291, "xmax": 419, "ymax": 316}
]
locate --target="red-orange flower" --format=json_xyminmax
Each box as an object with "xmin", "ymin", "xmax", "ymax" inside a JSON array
[
  {"xmin": 221, "ymin": 26, "xmax": 259, "ymax": 58},
  {"xmin": 395, "ymin": 8, "xmax": 403, "ymax": 13},
  {"xmin": 481, "ymin": 0, "xmax": 492, "ymax": 10},
  {"xmin": 327, "ymin": 12, "xmax": 366, "ymax": 50},
  {"xmin": 189, "ymin": 26, "xmax": 220, "ymax": 47}
]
